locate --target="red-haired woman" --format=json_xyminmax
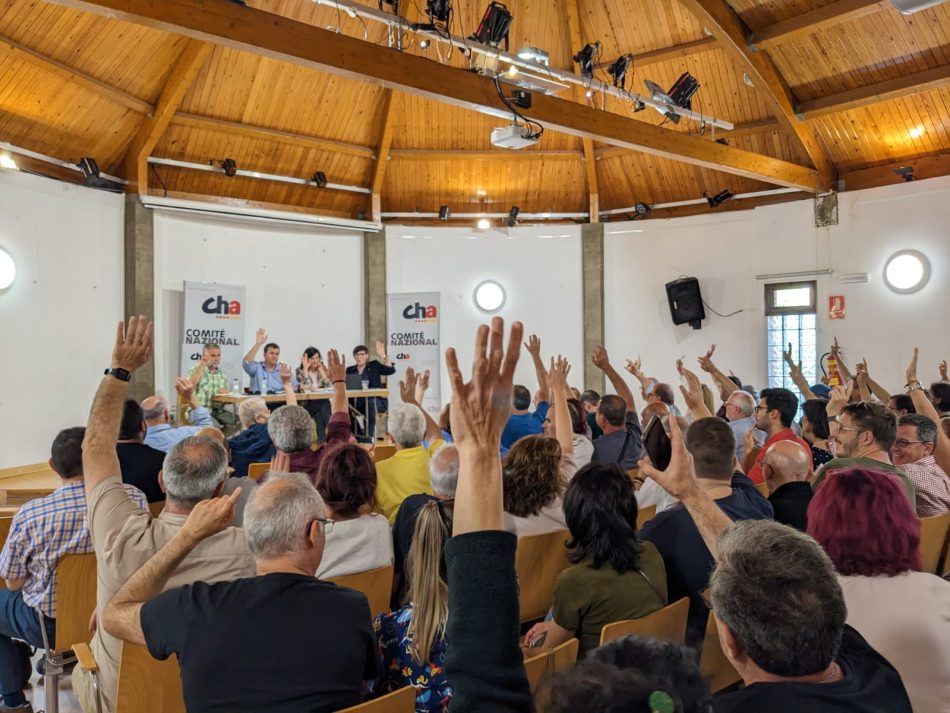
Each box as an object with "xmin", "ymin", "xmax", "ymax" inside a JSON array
[{"xmin": 808, "ymin": 468, "xmax": 950, "ymax": 711}]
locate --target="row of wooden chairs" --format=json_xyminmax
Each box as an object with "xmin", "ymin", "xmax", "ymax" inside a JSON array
[{"xmin": 245, "ymin": 444, "xmax": 397, "ymax": 482}]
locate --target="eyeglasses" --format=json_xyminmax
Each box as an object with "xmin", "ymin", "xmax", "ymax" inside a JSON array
[
  {"xmin": 754, "ymin": 405, "xmax": 767, "ymax": 412},
  {"xmin": 894, "ymin": 439, "xmax": 925, "ymax": 448},
  {"xmin": 307, "ymin": 517, "xmax": 334, "ymax": 534}
]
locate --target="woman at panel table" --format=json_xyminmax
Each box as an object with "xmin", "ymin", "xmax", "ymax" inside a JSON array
[
  {"xmin": 297, "ymin": 347, "xmax": 332, "ymax": 443},
  {"xmin": 346, "ymin": 341, "xmax": 396, "ymax": 438}
]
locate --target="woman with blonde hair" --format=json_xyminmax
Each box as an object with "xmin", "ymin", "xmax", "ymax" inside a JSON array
[{"xmin": 373, "ymin": 500, "xmax": 453, "ymax": 712}]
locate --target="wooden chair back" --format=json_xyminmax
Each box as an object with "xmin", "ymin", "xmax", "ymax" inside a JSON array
[
  {"xmin": 328, "ymin": 565, "xmax": 394, "ymax": 616},
  {"xmin": 373, "ymin": 444, "xmax": 396, "ymax": 463},
  {"xmin": 54, "ymin": 553, "xmax": 98, "ymax": 652},
  {"xmin": 755, "ymin": 481, "xmax": 769, "ymax": 497},
  {"xmin": 919, "ymin": 513, "xmax": 950, "ymax": 574},
  {"xmin": 523, "ymin": 638, "xmax": 580, "ymax": 693},
  {"xmin": 148, "ymin": 501, "xmax": 165, "ymax": 518},
  {"xmin": 115, "ymin": 642, "xmax": 185, "ymax": 713},
  {"xmin": 523, "ymin": 651, "xmax": 549, "ymax": 692},
  {"xmin": 699, "ymin": 610, "xmax": 741, "ymax": 693},
  {"xmin": 247, "ymin": 462, "xmax": 270, "ymax": 481},
  {"xmin": 515, "ymin": 529, "xmax": 570, "ymax": 622},
  {"xmin": 0, "ymin": 516, "xmax": 14, "ymax": 586},
  {"xmin": 599, "ymin": 597, "xmax": 690, "ymax": 646},
  {"xmin": 336, "ymin": 685, "xmax": 416, "ymax": 712},
  {"xmin": 636, "ymin": 504, "xmax": 657, "ymax": 529}
]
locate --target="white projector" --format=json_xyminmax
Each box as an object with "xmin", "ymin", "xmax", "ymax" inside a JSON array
[{"xmin": 491, "ymin": 124, "xmax": 539, "ymax": 150}]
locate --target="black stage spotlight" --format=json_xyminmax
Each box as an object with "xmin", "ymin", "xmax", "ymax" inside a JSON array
[
  {"xmin": 573, "ymin": 42, "xmax": 600, "ymax": 79},
  {"xmin": 469, "ymin": 2, "xmax": 513, "ymax": 48},
  {"xmin": 439, "ymin": 205, "xmax": 451, "ymax": 221},
  {"xmin": 78, "ymin": 157, "xmax": 100, "ymax": 181},
  {"xmin": 507, "ymin": 205, "xmax": 520, "ymax": 227},
  {"xmin": 894, "ymin": 166, "xmax": 915, "ymax": 182},
  {"xmin": 427, "ymin": 0, "xmax": 451, "ymax": 21},
  {"xmin": 222, "ymin": 158, "xmax": 238, "ymax": 177},
  {"xmin": 634, "ymin": 202, "xmax": 651, "ymax": 217},
  {"xmin": 312, "ymin": 171, "xmax": 328, "ymax": 187},
  {"xmin": 607, "ymin": 54, "xmax": 633, "ymax": 89},
  {"xmin": 705, "ymin": 189, "xmax": 734, "ymax": 208}
]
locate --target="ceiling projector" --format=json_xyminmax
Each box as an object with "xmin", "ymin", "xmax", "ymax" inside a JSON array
[{"xmin": 491, "ymin": 123, "xmax": 539, "ymax": 149}]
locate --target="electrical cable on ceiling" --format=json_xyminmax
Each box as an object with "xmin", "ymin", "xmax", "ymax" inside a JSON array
[
  {"xmin": 150, "ymin": 163, "xmax": 168, "ymax": 198},
  {"xmin": 492, "ymin": 74, "xmax": 544, "ymax": 140}
]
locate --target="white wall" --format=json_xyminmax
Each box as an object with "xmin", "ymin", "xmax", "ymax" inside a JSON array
[
  {"xmin": 605, "ymin": 176, "xmax": 950, "ymax": 402},
  {"xmin": 386, "ymin": 225, "xmax": 585, "ymax": 401},
  {"xmin": 153, "ymin": 212, "xmax": 364, "ymax": 398},
  {"xmin": 0, "ymin": 171, "xmax": 125, "ymax": 468}
]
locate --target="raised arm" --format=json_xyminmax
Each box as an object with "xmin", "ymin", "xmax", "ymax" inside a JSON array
[
  {"xmin": 547, "ymin": 356, "xmax": 574, "ymax": 457},
  {"xmin": 243, "ymin": 327, "xmax": 267, "ymax": 365},
  {"xmin": 593, "ymin": 345, "xmax": 635, "ymax": 412},
  {"xmin": 374, "ymin": 340, "xmax": 396, "ymax": 375},
  {"xmin": 400, "ymin": 367, "xmax": 441, "ymax": 442},
  {"xmin": 696, "ymin": 345, "xmax": 739, "ymax": 402},
  {"xmin": 622, "ymin": 355, "xmax": 655, "ymax": 400},
  {"xmin": 523, "ymin": 334, "xmax": 550, "ymax": 404},
  {"xmin": 189, "ymin": 355, "xmax": 207, "ymax": 388},
  {"xmin": 678, "ymin": 361, "xmax": 713, "ymax": 421},
  {"xmin": 782, "ymin": 343, "xmax": 817, "ymax": 401},
  {"xmin": 279, "ymin": 363, "xmax": 298, "ymax": 407},
  {"xmin": 831, "ymin": 337, "xmax": 852, "ymax": 383},
  {"xmin": 325, "ymin": 349, "xmax": 348, "ymax": 415},
  {"xmin": 83, "ymin": 317, "xmax": 154, "ymax": 500},
  {"xmin": 859, "ymin": 359, "xmax": 892, "ymax": 403},
  {"xmin": 855, "ymin": 360, "xmax": 873, "ymax": 402},
  {"xmin": 103, "ymin": 490, "xmax": 240, "ymax": 645},
  {"xmin": 906, "ymin": 348, "xmax": 950, "ymax": 474}
]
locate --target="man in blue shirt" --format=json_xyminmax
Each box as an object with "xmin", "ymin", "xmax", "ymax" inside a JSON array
[
  {"xmin": 500, "ymin": 334, "xmax": 549, "ymax": 450},
  {"xmin": 242, "ymin": 327, "xmax": 297, "ymax": 394},
  {"xmin": 143, "ymin": 379, "xmax": 214, "ymax": 452}
]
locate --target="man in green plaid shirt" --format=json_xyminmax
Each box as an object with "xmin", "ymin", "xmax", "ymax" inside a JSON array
[{"xmin": 188, "ymin": 343, "xmax": 237, "ymax": 431}]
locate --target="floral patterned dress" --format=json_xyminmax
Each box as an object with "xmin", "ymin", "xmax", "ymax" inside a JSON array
[{"xmin": 371, "ymin": 605, "xmax": 452, "ymax": 712}]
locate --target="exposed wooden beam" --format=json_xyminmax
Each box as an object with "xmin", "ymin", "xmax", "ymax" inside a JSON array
[
  {"xmin": 838, "ymin": 151, "xmax": 950, "ymax": 191},
  {"xmin": 124, "ymin": 39, "xmax": 212, "ymax": 192},
  {"xmin": 595, "ymin": 119, "xmax": 781, "ymax": 158},
  {"xmin": 796, "ymin": 65, "xmax": 950, "ymax": 119},
  {"xmin": 637, "ymin": 36, "xmax": 718, "ymax": 65},
  {"xmin": 566, "ymin": 0, "xmax": 599, "ymax": 220},
  {"xmin": 608, "ymin": 190, "xmax": 813, "ymax": 220},
  {"xmin": 749, "ymin": 0, "xmax": 884, "ymax": 50},
  {"xmin": 389, "ymin": 149, "xmax": 583, "ymax": 160},
  {"xmin": 172, "ymin": 113, "xmax": 375, "ymax": 158},
  {"xmin": 0, "ymin": 33, "xmax": 152, "ymax": 114},
  {"xmin": 53, "ymin": 0, "xmax": 826, "ymax": 192},
  {"xmin": 677, "ymin": 0, "xmax": 835, "ymax": 187},
  {"xmin": 369, "ymin": 90, "xmax": 398, "ymax": 222},
  {"xmin": 2, "ymin": 154, "xmax": 87, "ymax": 185},
  {"xmin": 148, "ymin": 189, "xmax": 359, "ymax": 220}
]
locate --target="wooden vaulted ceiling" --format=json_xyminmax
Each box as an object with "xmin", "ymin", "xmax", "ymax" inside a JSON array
[{"xmin": 0, "ymin": 0, "xmax": 948, "ymax": 222}]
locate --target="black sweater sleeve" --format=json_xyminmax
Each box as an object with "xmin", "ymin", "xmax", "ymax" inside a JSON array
[{"xmin": 445, "ymin": 531, "xmax": 533, "ymax": 713}]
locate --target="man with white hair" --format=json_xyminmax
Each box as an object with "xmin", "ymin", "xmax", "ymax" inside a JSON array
[
  {"xmin": 142, "ymin": 379, "xmax": 214, "ymax": 452},
  {"xmin": 102, "ymin": 473, "xmax": 378, "ymax": 712},
  {"xmin": 227, "ymin": 397, "xmax": 276, "ymax": 478},
  {"xmin": 723, "ymin": 390, "xmax": 764, "ymax": 462}
]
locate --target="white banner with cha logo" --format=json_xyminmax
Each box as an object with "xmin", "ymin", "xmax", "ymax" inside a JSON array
[
  {"xmin": 179, "ymin": 281, "xmax": 246, "ymax": 391},
  {"xmin": 387, "ymin": 292, "xmax": 441, "ymax": 417}
]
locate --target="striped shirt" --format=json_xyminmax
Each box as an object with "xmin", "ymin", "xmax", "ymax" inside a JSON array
[
  {"xmin": 0, "ymin": 480, "xmax": 147, "ymax": 618},
  {"xmin": 901, "ymin": 455, "xmax": 950, "ymax": 518}
]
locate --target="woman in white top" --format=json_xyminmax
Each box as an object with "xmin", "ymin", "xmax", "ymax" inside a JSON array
[
  {"xmin": 808, "ymin": 467, "xmax": 950, "ymax": 712},
  {"xmin": 504, "ymin": 357, "xmax": 577, "ymax": 537},
  {"xmin": 544, "ymin": 398, "xmax": 594, "ymax": 468},
  {"xmin": 314, "ymin": 442, "xmax": 393, "ymax": 579}
]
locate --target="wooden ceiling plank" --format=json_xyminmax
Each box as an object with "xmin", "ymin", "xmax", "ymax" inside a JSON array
[
  {"xmin": 566, "ymin": 0, "xmax": 599, "ymax": 219},
  {"xmin": 389, "ymin": 149, "xmax": 582, "ymax": 159},
  {"xmin": 369, "ymin": 89, "xmax": 397, "ymax": 221},
  {"xmin": 51, "ymin": 0, "xmax": 826, "ymax": 192},
  {"xmin": 676, "ymin": 0, "xmax": 836, "ymax": 186},
  {"xmin": 838, "ymin": 150, "xmax": 950, "ymax": 191},
  {"xmin": 748, "ymin": 0, "xmax": 886, "ymax": 50},
  {"xmin": 594, "ymin": 36, "xmax": 718, "ymax": 68},
  {"xmin": 124, "ymin": 39, "xmax": 212, "ymax": 192},
  {"xmin": 797, "ymin": 65, "xmax": 950, "ymax": 119},
  {"xmin": 0, "ymin": 32, "xmax": 152, "ymax": 113}
]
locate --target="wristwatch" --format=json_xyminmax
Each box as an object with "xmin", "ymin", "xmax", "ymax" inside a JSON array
[
  {"xmin": 907, "ymin": 382, "xmax": 924, "ymax": 393},
  {"xmin": 104, "ymin": 367, "xmax": 132, "ymax": 382},
  {"xmin": 827, "ymin": 415, "xmax": 838, "ymax": 423}
]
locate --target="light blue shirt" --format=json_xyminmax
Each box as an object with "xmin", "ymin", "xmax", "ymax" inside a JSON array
[
  {"xmin": 242, "ymin": 360, "xmax": 298, "ymax": 394},
  {"xmin": 144, "ymin": 407, "xmax": 214, "ymax": 452},
  {"xmin": 728, "ymin": 415, "xmax": 766, "ymax": 462}
]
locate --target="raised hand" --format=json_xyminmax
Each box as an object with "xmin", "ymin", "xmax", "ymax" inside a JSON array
[
  {"xmin": 201, "ymin": 351, "xmax": 212, "ymax": 366},
  {"xmin": 546, "ymin": 355, "xmax": 571, "ymax": 392},
  {"xmin": 675, "ymin": 355, "xmax": 685, "ymax": 375},
  {"xmin": 180, "ymin": 488, "xmax": 242, "ymax": 545},
  {"xmin": 112, "ymin": 316, "xmax": 154, "ymax": 372},
  {"xmin": 375, "ymin": 340, "xmax": 388, "ymax": 359},
  {"xmin": 638, "ymin": 415, "xmax": 699, "ymax": 500},
  {"xmin": 704, "ymin": 344, "xmax": 716, "ymax": 360},
  {"xmin": 624, "ymin": 356, "xmax": 642, "ymax": 376},
  {"xmin": 782, "ymin": 343, "xmax": 803, "ymax": 378},
  {"xmin": 827, "ymin": 382, "xmax": 850, "ymax": 417},
  {"xmin": 279, "ymin": 362, "xmax": 293, "ymax": 386},
  {"xmin": 446, "ymin": 317, "xmax": 523, "ymax": 451},
  {"xmin": 400, "ymin": 366, "xmax": 419, "ymax": 404},
  {"xmin": 301, "ymin": 352, "xmax": 310, "ymax": 370},
  {"xmin": 255, "ymin": 328, "xmax": 267, "ymax": 346},
  {"xmin": 906, "ymin": 347, "xmax": 919, "ymax": 386},
  {"xmin": 940, "ymin": 360, "xmax": 948, "ymax": 382},
  {"xmin": 678, "ymin": 365, "xmax": 705, "ymax": 413},
  {"xmin": 743, "ymin": 427, "xmax": 757, "ymax": 456},
  {"xmin": 269, "ymin": 450, "xmax": 290, "ymax": 474},
  {"xmin": 591, "ymin": 345, "xmax": 610, "ymax": 371},
  {"xmin": 174, "ymin": 377, "xmax": 195, "ymax": 399},
  {"xmin": 524, "ymin": 334, "xmax": 542, "ymax": 357},
  {"xmin": 325, "ymin": 349, "xmax": 346, "ymax": 383},
  {"xmin": 415, "ymin": 368, "xmax": 431, "ymax": 404},
  {"xmin": 831, "ymin": 336, "xmax": 842, "ymax": 359}
]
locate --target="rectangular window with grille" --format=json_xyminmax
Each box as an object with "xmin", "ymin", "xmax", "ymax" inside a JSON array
[{"xmin": 765, "ymin": 282, "xmax": 818, "ymax": 415}]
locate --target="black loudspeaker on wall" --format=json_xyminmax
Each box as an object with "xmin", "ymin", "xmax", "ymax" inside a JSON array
[{"xmin": 665, "ymin": 277, "xmax": 705, "ymax": 330}]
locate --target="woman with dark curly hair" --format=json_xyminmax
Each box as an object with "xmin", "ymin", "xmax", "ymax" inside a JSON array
[
  {"xmin": 522, "ymin": 462, "xmax": 667, "ymax": 656},
  {"xmin": 314, "ymin": 442, "xmax": 393, "ymax": 579}
]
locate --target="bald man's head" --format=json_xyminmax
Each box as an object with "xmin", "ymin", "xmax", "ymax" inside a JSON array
[
  {"xmin": 197, "ymin": 427, "xmax": 226, "ymax": 445},
  {"xmin": 243, "ymin": 473, "xmax": 326, "ymax": 565},
  {"xmin": 141, "ymin": 395, "xmax": 169, "ymax": 424},
  {"xmin": 763, "ymin": 440, "xmax": 811, "ymax": 491},
  {"xmin": 640, "ymin": 401, "xmax": 671, "ymax": 429}
]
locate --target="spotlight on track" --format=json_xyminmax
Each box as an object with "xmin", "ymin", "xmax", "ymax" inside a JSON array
[
  {"xmin": 572, "ymin": 41, "xmax": 600, "ymax": 79},
  {"xmin": 439, "ymin": 205, "xmax": 451, "ymax": 222},
  {"xmin": 469, "ymin": 2, "xmax": 513, "ymax": 49},
  {"xmin": 607, "ymin": 54, "xmax": 633, "ymax": 89},
  {"xmin": 312, "ymin": 171, "xmax": 328, "ymax": 187},
  {"xmin": 705, "ymin": 189, "xmax": 734, "ymax": 208},
  {"xmin": 506, "ymin": 205, "xmax": 520, "ymax": 227}
]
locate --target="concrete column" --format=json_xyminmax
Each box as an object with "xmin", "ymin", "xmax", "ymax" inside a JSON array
[
  {"xmin": 581, "ymin": 223, "xmax": 605, "ymax": 394},
  {"xmin": 123, "ymin": 194, "xmax": 155, "ymax": 400},
  {"xmin": 363, "ymin": 226, "xmax": 388, "ymax": 346}
]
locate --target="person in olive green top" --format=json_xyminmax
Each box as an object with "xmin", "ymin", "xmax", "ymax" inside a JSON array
[
  {"xmin": 814, "ymin": 395, "xmax": 916, "ymax": 505},
  {"xmin": 522, "ymin": 462, "xmax": 667, "ymax": 656}
]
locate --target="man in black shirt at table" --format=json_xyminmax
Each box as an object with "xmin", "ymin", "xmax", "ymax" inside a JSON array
[
  {"xmin": 115, "ymin": 399, "xmax": 166, "ymax": 502},
  {"xmin": 346, "ymin": 341, "xmax": 396, "ymax": 439},
  {"xmin": 102, "ymin": 473, "xmax": 379, "ymax": 713}
]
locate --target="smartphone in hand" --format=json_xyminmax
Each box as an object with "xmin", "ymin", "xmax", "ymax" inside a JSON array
[{"xmin": 642, "ymin": 414, "xmax": 673, "ymax": 471}]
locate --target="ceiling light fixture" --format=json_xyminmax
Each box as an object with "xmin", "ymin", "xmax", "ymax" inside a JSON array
[
  {"xmin": 0, "ymin": 247, "xmax": 15, "ymax": 290},
  {"xmin": 506, "ymin": 205, "xmax": 520, "ymax": 227},
  {"xmin": 477, "ymin": 218, "xmax": 491, "ymax": 230},
  {"xmin": 573, "ymin": 41, "xmax": 600, "ymax": 79},
  {"xmin": 894, "ymin": 166, "xmax": 916, "ymax": 182},
  {"xmin": 884, "ymin": 250, "xmax": 930, "ymax": 293},
  {"xmin": 908, "ymin": 126, "xmax": 925, "ymax": 139},
  {"xmin": 607, "ymin": 54, "xmax": 633, "ymax": 90},
  {"xmin": 889, "ymin": 0, "xmax": 947, "ymax": 14},
  {"xmin": 469, "ymin": 2, "xmax": 513, "ymax": 48},
  {"xmin": 643, "ymin": 72, "xmax": 700, "ymax": 124},
  {"xmin": 633, "ymin": 202, "xmax": 651, "ymax": 217},
  {"xmin": 312, "ymin": 171, "xmax": 328, "ymax": 187},
  {"xmin": 474, "ymin": 279, "xmax": 506, "ymax": 313},
  {"xmin": 0, "ymin": 153, "xmax": 18, "ymax": 170},
  {"xmin": 439, "ymin": 205, "xmax": 451, "ymax": 222},
  {"xmin": 419, "ymin": 38, "xmax": 430, "ymax": 49},
  {"xmin": 516, "ymin": 46, "xmax": 550, "ymax": 66},
  {"xmin": 705, "ymin": 189, "xmax": 734, "ymax": 208}
]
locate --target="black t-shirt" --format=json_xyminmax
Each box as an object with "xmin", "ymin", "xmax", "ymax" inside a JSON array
[
  {"xmin": 591, "ymin": 412, "xmax": 644, "ymax": 471},
  {"xmin": 714, "ymin": 626, "xmax": 912, "ymax": 712},
  {"xmin": 140, "ymin": 572, "xmax": 379, "ymax": 712},
  {"xmin": 116, "ymin": 442, "xmax": 166, "ymax": 502},
  {"xmin": 640, "ymin": 473, "xmax": 773, "ymax": 645},
  {"xmin": 768, "ymin": 481, "xmax": 813, "ymax": 532}
]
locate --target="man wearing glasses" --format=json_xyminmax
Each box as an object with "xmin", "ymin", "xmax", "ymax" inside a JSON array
[
  {"xmin": 745, "ymin": 388, "xmax": 810, "ymax": 484},
  {"xmin": 892, "ymin": 413, "xmax": 950, "ymax": 517},
  {"xmin": 813, "ymin": 399, "xmax": 916, "ymax": 505}
]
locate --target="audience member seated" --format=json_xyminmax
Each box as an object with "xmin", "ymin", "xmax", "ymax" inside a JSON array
[
  {"xmin": 73, "ymin": 318, "xmax": 256, "ymax": 713},
  {"xmin": 590, "ymin": 346, "xmax": 644, "ymax": 470},
  {"xmin": 522, "ymin": 462, "xmax": 666, "ymax": 657},
  {"xmin": 893, "ymin": 413, "xmax": 950, "ymax": 516},
  {"xmin": 501, "ymin": 335, "xmax": 550, "ymax": 449},
  {"xmin": 888, "ymin": 393, "xmax": 916, "ymax": 416},
  {"xmin": 808, "ymin": 468, "xmax": 949, "ymax": 711},
  {"xmin": 141, "ymin": 378, "xmax": 213, "ymax": 452},
  {"xmin": 745, "ymin": 387, "xmax": 810, "ymax": 483},
  {"xmin": 632, "ymin": 409, "xmax": 678, "ymax": 514},
  {"xmin": 801, "ymin": 397, "xmax": 834, "ymax": 468},
  {"xmin": 268, "ymin": 405, "xmax": 322, "ymax": 481},
  {"xmin": 580, "ymin": 390, "xmax": 602, "ymax": 440},
  {"xmin": 227, "ymin": 397, "xmax": 276, "ymax": 477},
  {"xmin": 296, "ymin": 346, "xmax": 331, "ymax": 442},
  {"xmin": 544, "ymin": 399, "xmax": 593, "ymax": 467},
  {"xmin": 346, "ymin": 341, "xmax": 396, "ymax": 438},
  {"xmin": 116, "ymin": 399, "xmax": 166, "ymax": 502},
  {"xmin": 814, "ymin": 395, "xmax": 916, "ymax": 504},
  {"xmin": 373, "ymin": 500, "xmax": 452, "ymax": 711},
  {"xmin": 313, "ymin": 443, "xmax": 392, "ymax": 579},
  {"xmin": 102, "ymin": 473, "xmax": 379, "ymax": 713},
  {"xmin": 187, "ymin": 342, "xmax": 235, "ymax": 430},
  {"xmin": 722, "ymin": 390, "xmax": 764, "ymax": 462},
  {"xmin": 762, "ymin": 440, "xmax": 813, "ymax": 531},
  {"xmin": 392, "ymin": 444, "xmax": 458, "ymax": 605},
  {"xmin": 243, "ymin": 327, "xmax": 297, "ymax": 395},
  {"xmin": 0, "ymin": 428, "xmax": 146, "ymax": 713},
  {"xmin": 931, "ymin": 380, "xmax": 950, "ymax": 415},
  {"xmin": 640, "ymin": 417, "xmax": 772, "ymax": 646}
]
